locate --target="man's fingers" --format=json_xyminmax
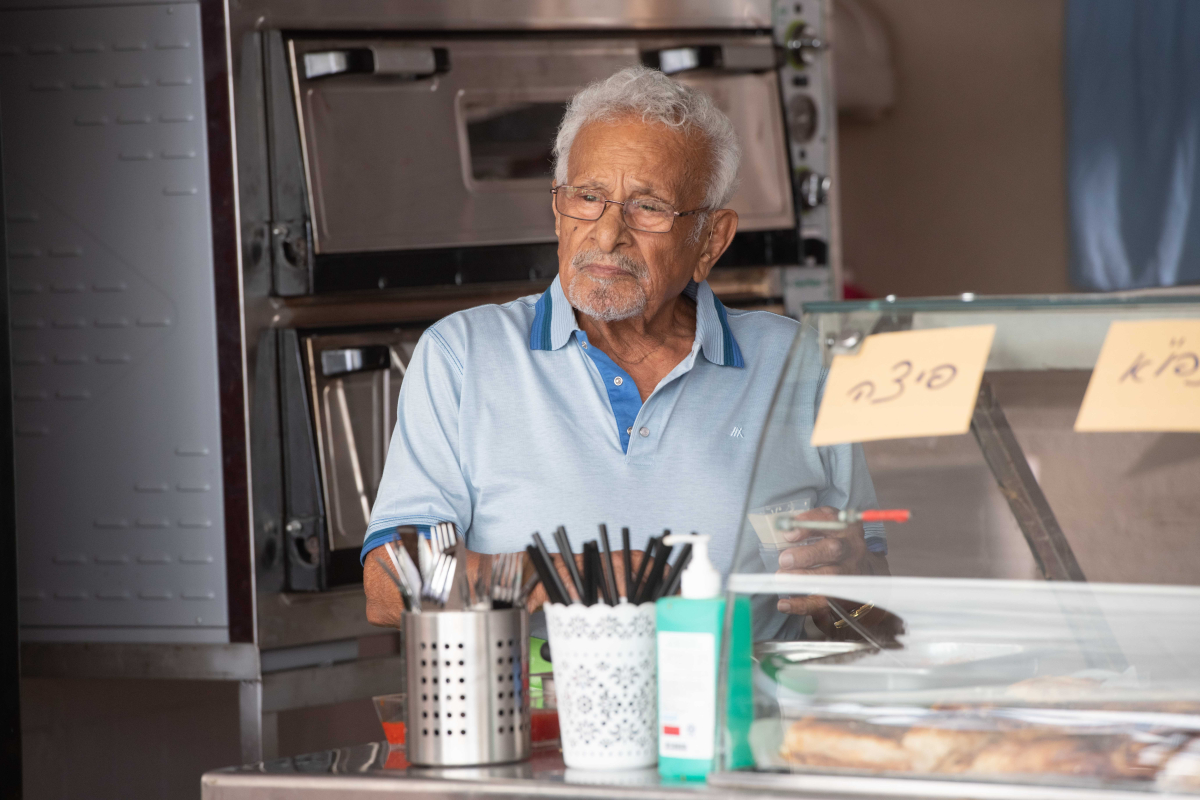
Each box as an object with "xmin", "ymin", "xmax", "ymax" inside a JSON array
[
  {"xmin": 777, "ymin": 594, "xmax": 827, "ymax": 616},
  {"xmin": 777, "ymin": 564, "xmax": 846, "ymax": 579},
  {"xmin": 777, "ymin": 536, "xmax": 846, "ymax": 570}
]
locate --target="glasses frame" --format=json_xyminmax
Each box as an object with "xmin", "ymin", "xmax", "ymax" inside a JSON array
[{"xmin": 551, "ymin": 185, "xmax": 708, "ymax": 234}]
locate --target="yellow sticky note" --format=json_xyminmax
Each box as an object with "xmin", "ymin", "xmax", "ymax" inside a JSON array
[
  {"xmin": 810, "ymin": 325, "xmax": 996, "ymax": 446},
  {"xmin": 1074, "ymin": 319, "xmax": 1200, "ymax": 432}
]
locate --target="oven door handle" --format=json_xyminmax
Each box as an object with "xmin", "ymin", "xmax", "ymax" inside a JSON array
[
  {"xmin": 319, "ymin": 345, "xmax": 392, "ymax": 377},
  {"xmin": 641, "ymin": 44, "xmax": 780, "ymax": 75},
  {"xmin": 302, "ymin": 47, "xmax": 450, "ymax": 80}
]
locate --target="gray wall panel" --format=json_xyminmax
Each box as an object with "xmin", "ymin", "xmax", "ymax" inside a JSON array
[{"xmin": 1, "ymin": 3, "xmax": 228, "ymax": 639}]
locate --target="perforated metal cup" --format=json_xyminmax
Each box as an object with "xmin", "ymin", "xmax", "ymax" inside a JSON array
[{"xmin": 403, "ymin": 608, "xmax": 530, "ymax": 766}]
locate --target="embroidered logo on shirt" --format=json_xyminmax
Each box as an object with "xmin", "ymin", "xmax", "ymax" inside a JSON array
[{"xmin": 729, "ymin": 426, "xmax": 745, "ymax": 438}]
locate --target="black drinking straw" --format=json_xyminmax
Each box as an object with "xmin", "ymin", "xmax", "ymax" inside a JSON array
[
  {"xmin": 530, "ymin": 535, "xmax": 571, "ymax": 605},
  {"xmin": 553, "ymin": 526, "xmax": 586, "ymax": 603},
  {"xmin": 657, "ymin": 544, "xmax": 693, "ymax": 600},
  {"xmin": 621, "ymin": 527, "xmax": 633, "ymax": 601},
  {"xmin": 597, "ymin": 525, "xmax": 618, "ymax": 606},
  {"xmin": 588, "ymin": 541, "xmax": 614, "ymax": 606},
  {"xmin": 630, "ymin": 537, "xmax": 658, "ymax": 605},
  {"xmin": 582, "ymin": 542, "xmax": 602, "ymax": 606},
  {"xmin": 637, "ymin": 535, "xmax": 674, "ymax": 604}
]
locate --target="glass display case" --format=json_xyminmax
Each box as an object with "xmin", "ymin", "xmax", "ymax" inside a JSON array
[{"xmin": 714, "ymin": 293, "xmax": 1200, "ymax": 796}]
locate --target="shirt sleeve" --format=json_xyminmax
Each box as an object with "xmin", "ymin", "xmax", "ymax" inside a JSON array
[{"xmin": 360, "ymin": 327, "xmax": 473, "ymax": 563}]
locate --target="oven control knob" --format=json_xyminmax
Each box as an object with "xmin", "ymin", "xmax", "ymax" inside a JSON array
[
  {"xmin": 797, "ymin": 170, "xmax": 830, "ymax": 209},
  {"xmin": 786, "ymin": 25, "xmax": 828, "ymax": 66},
  {"xmin": 787, "ymin": 94, "xmax": 818, "ymax": 142}
]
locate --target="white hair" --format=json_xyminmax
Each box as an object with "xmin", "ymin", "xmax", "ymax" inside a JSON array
[{"xmin": 553, "ymin": 66, "xmax": 742, "ymax": 227}]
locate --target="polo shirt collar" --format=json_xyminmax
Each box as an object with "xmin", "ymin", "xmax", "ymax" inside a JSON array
[{"xmin": 529, "ymin": 275, "xmax": 744, "ymax": 368}]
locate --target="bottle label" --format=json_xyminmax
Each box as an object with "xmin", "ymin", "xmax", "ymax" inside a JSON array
[{"xmin": 657, "ymin": 630, "xmax": 715, "ymax": 760}]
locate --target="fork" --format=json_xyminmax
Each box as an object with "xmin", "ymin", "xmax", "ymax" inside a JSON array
[
  {"xmin": 490, "ymin": 552, "xmax": 523, "ymax": 608},
  {"xmin": 421, "ymin": 552, "xmax": 454, "ymax": 608}
]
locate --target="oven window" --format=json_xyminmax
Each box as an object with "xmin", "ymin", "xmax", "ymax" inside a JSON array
[{"xmin": 463, "ymin": 99, "xmax": 566, "ymax": 181}]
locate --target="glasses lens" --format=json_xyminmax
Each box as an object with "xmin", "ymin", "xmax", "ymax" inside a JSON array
[
  {"xmin": 623, "ymin": 197, "xmax": 675, "ymax": 233},
  {"xmin": 557, "ymin": 186, "xmax": 606, "ymax": 220}
]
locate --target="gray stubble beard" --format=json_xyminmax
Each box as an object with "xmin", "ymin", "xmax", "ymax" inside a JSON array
[{"xmin": 565, "ymin": 249, "xmax": 650, "ymax": 323}]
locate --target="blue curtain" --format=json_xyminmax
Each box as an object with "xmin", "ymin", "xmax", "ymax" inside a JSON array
[{"xmin": 1065, "ymin": 0, "xmax": 1200, "ymax": 290}]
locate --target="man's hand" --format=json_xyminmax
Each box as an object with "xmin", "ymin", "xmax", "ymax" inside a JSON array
[
  {"xmin": 774, "ymin": 506, "xmax": 889, "ymax": 622},
  {"xmin": 364, "ymin": 548, "xmax": 405, "ymax": 627}
]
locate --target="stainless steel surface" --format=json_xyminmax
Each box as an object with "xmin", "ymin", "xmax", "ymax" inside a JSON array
[
  {"xmin": 20, "ymin": 642, "xmax": 260, "ymax": 681},
  {"xmin": 754, "ymin": 639, "xmax": 866, "ymax": 661},
  {"xmin": 262, "ymin": 654, "xmax": 405, "ymax": 712},
  {"xmin": 257, "ymin": 586, "xmax": 381, "ymax": 650},
  {"xmin": 304, "ymin": 330, "xmax": 420, "ymax": 553},
  {"xmin": 969, "ymin": 381, "xmax": 1086, "ymax": 583},
  {"xmin": 3, "ymin": 1, "xmax": 231, "ymax": 640},
  {"xmin": 288, "ymin": 35, "xmax": 791, "ymax": 256},
  {"xmin": 708, "ymin": 769, "xmax": 1197, "ymax": 800},
  {"xmin": 233, "ymin": 0, "xmax": 774, "ymax": 32},
  {"xmin": 240, "ymin": 679, "xmax": 265, "ymax": 765},
  {"xmin": 404, "ymin": 609, "xmax": 530, "ymax": 767},
  {"xmin": 202, "ymin": 739, "xmax": 1193, "ymax": 799}
]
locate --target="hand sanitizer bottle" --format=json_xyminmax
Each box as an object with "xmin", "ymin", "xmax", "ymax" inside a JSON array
[{"xmin": 655, "ymin": 534, "xmax": 753, "ymax": 780}]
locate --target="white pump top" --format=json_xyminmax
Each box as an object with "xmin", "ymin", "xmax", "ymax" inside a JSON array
[{"xmin": 661, "ymin": 533, "xmax": 721, "ymax": 599}]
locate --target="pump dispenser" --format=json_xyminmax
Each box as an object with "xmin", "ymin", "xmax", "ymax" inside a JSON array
[
  {"xmin": 668, "ymin": 534, "xmax": 720, "ymax": 600},
  {"xmin": 654, "ymin": 534, "xmax": 753, "ymax": 780}
]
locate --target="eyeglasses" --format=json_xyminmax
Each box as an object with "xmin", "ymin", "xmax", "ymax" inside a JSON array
[{"xmin": 551, "ymin": 185, "xmax": 708, "ymax": 233}]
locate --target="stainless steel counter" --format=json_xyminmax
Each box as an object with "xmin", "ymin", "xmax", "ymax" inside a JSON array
[{"xmin": 202, "ymin": 741, "xmax": 1190, "ymax": 800}]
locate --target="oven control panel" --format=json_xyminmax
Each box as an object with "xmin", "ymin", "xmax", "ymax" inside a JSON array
[{"xmin": 774, "ymin": 0, "xmax": 840, "ymax": 312}]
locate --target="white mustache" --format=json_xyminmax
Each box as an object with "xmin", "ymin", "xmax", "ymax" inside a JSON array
[{"xmin": 570, "ymin": 249, "xmax": 648, "ymax": 279}]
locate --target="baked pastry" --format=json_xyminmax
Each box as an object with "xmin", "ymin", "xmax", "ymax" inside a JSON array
[
  {"xmin": 963, "ymin": 735, "xmax": 1113, "ymax": 777},
  {"xmin": 900, "ymin": 726, "xmax": 996, "ymax": 773},
  {"xmin": 782, "ymin": 718, "xmax": 912, "ymax": 771},
  {"xmin": 781, "ymin": 717, "xmax": 1162, "ymax": 780},
  {"xmin": 1157, "ymin": 737, "xmax": 1200, "ymax": 794}
]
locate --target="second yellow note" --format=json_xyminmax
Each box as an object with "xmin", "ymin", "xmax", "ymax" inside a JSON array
[{"xmin": 1075, "ymin": 319, "xmax": 1200, "ymax": 432}]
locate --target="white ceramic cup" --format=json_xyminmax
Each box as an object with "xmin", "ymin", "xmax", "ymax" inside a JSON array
[{"xmin": 543, "ymin": 600, "xmax": 657, "ymax": 770}]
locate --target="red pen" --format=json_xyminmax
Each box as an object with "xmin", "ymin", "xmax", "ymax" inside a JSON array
[{"xmin": 774, "ymin": 508, "xmax": 912, "ymax": 532}]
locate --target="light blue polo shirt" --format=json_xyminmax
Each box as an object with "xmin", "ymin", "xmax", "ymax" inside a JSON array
[{"xmin": 361, "ymin": 276, "xmax": 885, "ymax": 574}]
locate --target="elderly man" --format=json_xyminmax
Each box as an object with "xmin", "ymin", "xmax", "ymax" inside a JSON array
[{"xmin": 361, "ymin": 66, "xmax": 887, "ymax": 630}]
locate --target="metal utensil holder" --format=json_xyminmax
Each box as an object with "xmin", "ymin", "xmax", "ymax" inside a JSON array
[{"xmin": 403, "ymin": 607, "xmax": 531, "ymax": 767}]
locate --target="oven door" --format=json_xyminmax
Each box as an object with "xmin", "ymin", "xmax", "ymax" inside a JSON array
[
  {"xmin": 288, "ymin": 35, "xmax": 794, "ymax": 256},
  {"xmin": 303, "ymin": 330, "xmax": 422, "ymax": 556}
]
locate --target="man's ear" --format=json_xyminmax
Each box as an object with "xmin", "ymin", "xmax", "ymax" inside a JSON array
[{"xmin": 692, "ymin": 208, "xmax": 739, "ymax": 283}]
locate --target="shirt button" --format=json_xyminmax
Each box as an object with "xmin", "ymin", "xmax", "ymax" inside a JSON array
[
  {"xmin": 613, "ymin": 376, "xmax": 623, "ymax": 386},
  {"xmin": 581, "ymin": 341, "xmax": 588, "ymax": 349},
  {"xmin": 626, "ymin": 426, "xmax": 633, "ymax": 435},
  {"xmin": 638, "ymin": 427, "xmax": 650, "ymax": 437}
]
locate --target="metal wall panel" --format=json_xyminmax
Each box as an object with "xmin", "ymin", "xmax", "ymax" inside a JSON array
[{"xmin": 0, "ymin": 2, "xmax": 229, "ymax": 640}]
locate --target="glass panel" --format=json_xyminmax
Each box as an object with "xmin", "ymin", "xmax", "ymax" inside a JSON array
[
  {"xmin": 718, "ymin": 300, "xmax": 1200, "ymax": 792},
  {"xmin": 462, "ymin": 99, "xmax": 565, "ymax": 182}
]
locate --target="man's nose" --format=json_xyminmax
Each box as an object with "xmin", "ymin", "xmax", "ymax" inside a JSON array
[{"xmin": 591, "ymin": 201, "xmax": 629, "ymax": 252}]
